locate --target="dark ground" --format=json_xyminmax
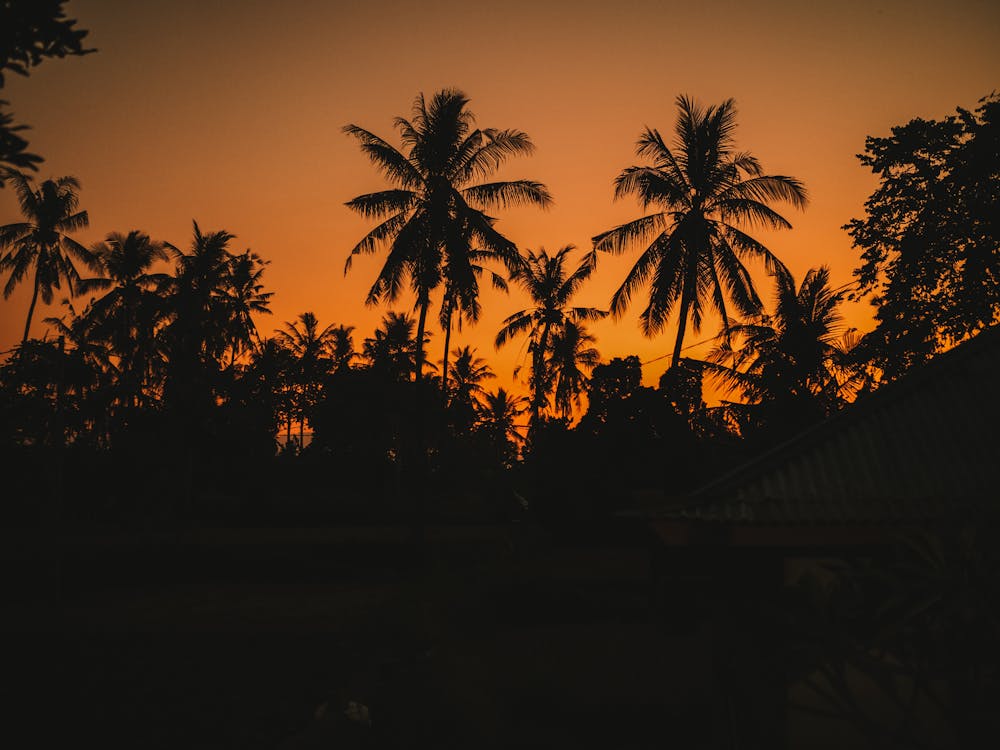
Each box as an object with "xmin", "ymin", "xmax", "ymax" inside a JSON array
[{"xmin": 13, "ymin": 524, "xmax": 727, "ymax": 749}]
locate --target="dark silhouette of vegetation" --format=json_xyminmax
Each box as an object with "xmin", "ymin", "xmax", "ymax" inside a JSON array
[
  {"xmin": 343, "ymin": 88, "xmax": 551, "ymax": 384},
  {"xmin": 494, "ymin": 246, "xmax": 606, "ymax": 430},
  {"xmin": 704, "ymin": 265, "xmax": 864, "ymax": 441},
  {"xmin": 594, "ymin": 95, "xmax": 807, "ymax": 369},
  {"xmin": 0, "ymin": 172, "xmax": 96, "ymax": 343},
  {"xmin": 847, "ymin": 93, "xmax": 1000, "ymax": 382},
  {"xmin": 0, "ymin": 0, "xmax": 93, "ymax": 180}
]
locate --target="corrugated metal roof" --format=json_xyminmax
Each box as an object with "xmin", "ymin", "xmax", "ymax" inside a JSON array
[{"xmin": 659, "ymin": 326, "xmax": 1000, "ymax": 525}]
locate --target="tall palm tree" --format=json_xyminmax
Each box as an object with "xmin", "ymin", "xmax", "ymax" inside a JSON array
[
  {"xmin": 0, "ymin": 172, "xmax": 96, "ymax": 344},
  {"xmin": 706, "ymin": 265, "xmax": 861, "ymax": 419},
  {"xmin": 343, "ymin": 88, "xmax": 551, "ymax": 383},
  {"xmin": 220, "ymin": 249, "xmax": 272, "ymax": 365},
  {"xmin": 593, "ymin": 95, "xmax": 808, "ymax": 369},
  {"xmin": 274, "ymin": 311, "xmax": 338, "ymax": 443},
  {"xmin": 495, "ymin": 246, "xmax": 606, "ymax": 428},
  {"xmin": 477, "ymin": 388, "xmax": 528, "ymax": 467},
  {"xmin": 328, "ymin": 324, "xmax": 357, "ymax": 374},
  {"xmin": 439, "ymin": 247, "xmax": 509, "ymax": 391},
  {"xmin": 548, "ymin": 321, "xmax": 601, "ymax": 420},
  {"xmin": 362, "ymin": 311, "xmax": 424, "ymax": 381},
  {"xmin": 446, "ymin": 345, "xmax": 495, "ymax": 408},
  {"xmin": 84, "ymin": 230, "xmax": 171, "ymax": 408}
]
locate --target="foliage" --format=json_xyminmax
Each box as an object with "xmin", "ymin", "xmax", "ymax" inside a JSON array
[
  {"xmin": 344, "ymin": 88, "xmax": 551, "ymax": 381},
  {"xmin": 0, "ymin": 172, "xmax": 96, "ymax": 342},
  {"xmin": 704, "ymin": 266, "xmax": 864, "ymax": 439},
  {"xmin": 495, "ymin": 246, "xmax": 606, "ymax": 428},
  {"xmin": 846, "ymin": 93, "xmax": 1000, "ymax": 381},
  {"xmin": 0, "ymin": 0, "xmax": 93, "ymax": 180},
  {"xmin": 594, "ymin": 95, "xmax": 807, "ymax": 368}
]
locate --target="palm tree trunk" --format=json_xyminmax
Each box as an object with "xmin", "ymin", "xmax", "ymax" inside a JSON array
[
  {"xmin": 530, "ymin": 323, "xmax": 551, "ymax": 432},
  {"xmin": 414, "ymin": 299, "xmax": 429, "ymax": 383},
  {"xmin": 22, "ymin": 271, "xmax": 42, "ymax": 345},
  {"xmin": 441, "ymin": 307, "xmax": 453, "ymax": 399},
  {"xmin": 671, "ymin": 290, "xmax": 693, "ymax": 369}
]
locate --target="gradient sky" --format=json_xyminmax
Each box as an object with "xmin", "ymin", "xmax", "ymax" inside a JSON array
[{"xmin": 2, "ymin": 0, "xmax": 998, "ymax": 399}]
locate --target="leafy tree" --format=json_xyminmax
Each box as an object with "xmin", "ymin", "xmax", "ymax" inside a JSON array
[
  {"xmin": 476, "ymin": 387, "xmax": 527, "ymax": 467},
  {"xmin": 444, "ymin": 345, "xmax": 494, "ymax": 433},
  {"xmin": 0, "ymin": 173, "xmax": 96, "ymax": 344},
  {"xmin": 704, "ymin": 266, "xmax": 862, "ymax": 438},
  {"xmin": 328, "ymin": 324, "xmax": 357, "ymax": 374},
  {"xmin": 83, "ymin": 230, "xmax": 171, "ymax": 409},
  {"xmin": 494, "ymin": 246, "xmax": 606, "ymax": 429},
  {"xmin": 343, "ymin": 88, "xmax": 551, "ymax": 382},
  {"xmin": 438, "ymin": 247, "xmax": 508, "ymax": 390},
  {"xmin": 547, "ymin": 321, "xmax": 600, "ymax": 420},
  {"xmin": 220, "ymin": 249, "xmax": 271, "ymax": 365},
  {"xmin": 594, "ymin": 95, "xmax": 807, "ymax": 368},
  {"xmin": 846, "ymin": 94, "xmax": 1000, "ymax": 381},
  {"xmin": 0, "ymin": 0, "xmax": 93, "ymax": 181},
  {"xmin": 362, "ymin": 311, "xmax": 423, "ymax": 381},
  {"xmin": 274, "ymin": 312, "xmax": 337, "ymax": 443}
]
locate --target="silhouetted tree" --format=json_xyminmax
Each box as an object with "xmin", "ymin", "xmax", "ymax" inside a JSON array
[
  {"xmin": 83, "ymin": 230, "xmax": 171, "ymax": 409},
  {"xmin": 0, "ymin": 173, "xmax": 96, "ymax": 343},
  {"xmin": 274, "ymin": 312, "xmax": 338, "ymax": 444},
  {"xmin": 0, "ymin": 0, "xmax": 93, "ymax": 180},
  {"xmin": 363, "ymin": 311, "xmax": 421, "ymax": 382},
  {"xmin": 220, "ymin": 249, "xmax": 271, "ymax": 365},
  {"xmin": 846, "ymin": 93, "xmax": 1000, "ymax": 381},
  {"xmin": 328, "ymin": 324, "xmax": 357, "ymax": 374},
  {"xmin": 445, "ymin": 345, "xmax": 494, "ymax": 433},
  {"xmin": 705, "ymin": 266, "xmax": 862, "ymax": 437},
  {"xmin": 343, "ymin": 88, "xmax": 551, "ymax": 382},
  {"xmin": 495, "ymin": 246, "xmax": 606, "ymax": 429},
  {"xmin": 594, "ymin": 95, "xmax": 807, "ymax": 368},
  {"xmin": 476, "ymin": 388, "xmax": 527, "ymax": 468},
  {"xmin": 548, "ymin": 321, "xmax": 600, "ymax": 420}
]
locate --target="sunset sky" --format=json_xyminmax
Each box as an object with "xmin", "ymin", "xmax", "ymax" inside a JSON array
[{"xmin": 2, "ymin": 0, "xmax": 998, "ymax": 399}]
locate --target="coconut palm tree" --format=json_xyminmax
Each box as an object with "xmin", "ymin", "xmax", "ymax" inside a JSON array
[
  {"xmin": 328, "ymin": 324, "xmax": 357, "ymax": 374},
  {"xmin": 447, "ymin": 345, "xmax": 494, "ymax": 404},
  {"xmin": 220, "ymin": 249, "xmax": 272, "ymax": 365},
  {"xmin": 0, "ymin": 172, "xmax": 96, "ymax": 344},
  {"xmin": 593, "ymin": 95, "xmax": 808, "ymax": 369},
  {"xmin": 439, "ymin": 247, "xmax": 509, "ymax": 391},
  {"xmin": 548, "ymin": 321, "xmax": 601, "ymax": 420},
  {"xmin": 706, "ymin": 265, "xmax": 862, "ymax": 425},
  {"xmin": 274, "ymin": 312, "xmax": 338, "ymax": 443},
  {"xmin": 477, "ymin": 387, "xmax": 528, "ymax": 467},
  {"xmin": 343, "ymin": 88, "xmax": 551, "ymax": 383},
  {"xmin": 494, "ymin": 246, "xmax": 606, "ymax": 428},
  {"xmin": 83, "ymin": 230, "xmax": 171, "ymax": 408}
]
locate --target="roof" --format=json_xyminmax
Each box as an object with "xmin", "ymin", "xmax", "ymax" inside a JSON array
[{"xmin": 657, "ymin": 326, "xmax": 1000, "ymax": 525}]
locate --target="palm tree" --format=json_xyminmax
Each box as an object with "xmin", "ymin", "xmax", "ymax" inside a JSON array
[
  {"xmin": 274, "ymin": 311, "xmax": 338, "ymax": 444},
  {"xmin": 84, "ymin": 230, "xmax": 171, "ymax": 408},
  {"xmin": 494, "ymin": 246, "xmax": 606, "ymax": 428},
  {"xmin": 706, "ymin": 265, "xmax": 861, "ymax": 423},
  {"xmin": 362, "ymin": 311, "xmax": 425, "ymax": 381},
  {"xmin": 477, "ymin": 388, "xmax": 528, "ymax": 467},
  {"xmin": 328, "ymin": 324, "xmax": 357, "ymax": 374},
  {"xmin": 220, "ymin": 249, "xmax": 272, "ymax": 365},
  {"xmin": 0, "ymin": 173, "xmax": 96, "ymax": 344},
  {"xmin": 446, "ymin": 345, "xmax": 494, "ymax": 408},
  {"xmin": 593, "ymin": 95, "xmax": 808, "ymax": 369},
  {"xmin": 343, "ymin": 88, "xmax": 551, "ymax": 383},
  {"xmin": 439, "ymin": 247, "xmax": 509, "ymax": 391},
  {"xmin": 548, "ymin": 321, "xmax": 601, "ymax": 420}
]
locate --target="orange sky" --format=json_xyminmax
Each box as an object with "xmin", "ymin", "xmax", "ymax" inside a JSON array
[{"xmin": 2, "ymin": 0, "xmax": 999, "ymax": 401}]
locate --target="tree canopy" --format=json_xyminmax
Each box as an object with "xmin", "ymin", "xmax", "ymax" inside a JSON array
[{"xmin": 846, "ymin": 93, "xmax": 1000, "ymax": 380}]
